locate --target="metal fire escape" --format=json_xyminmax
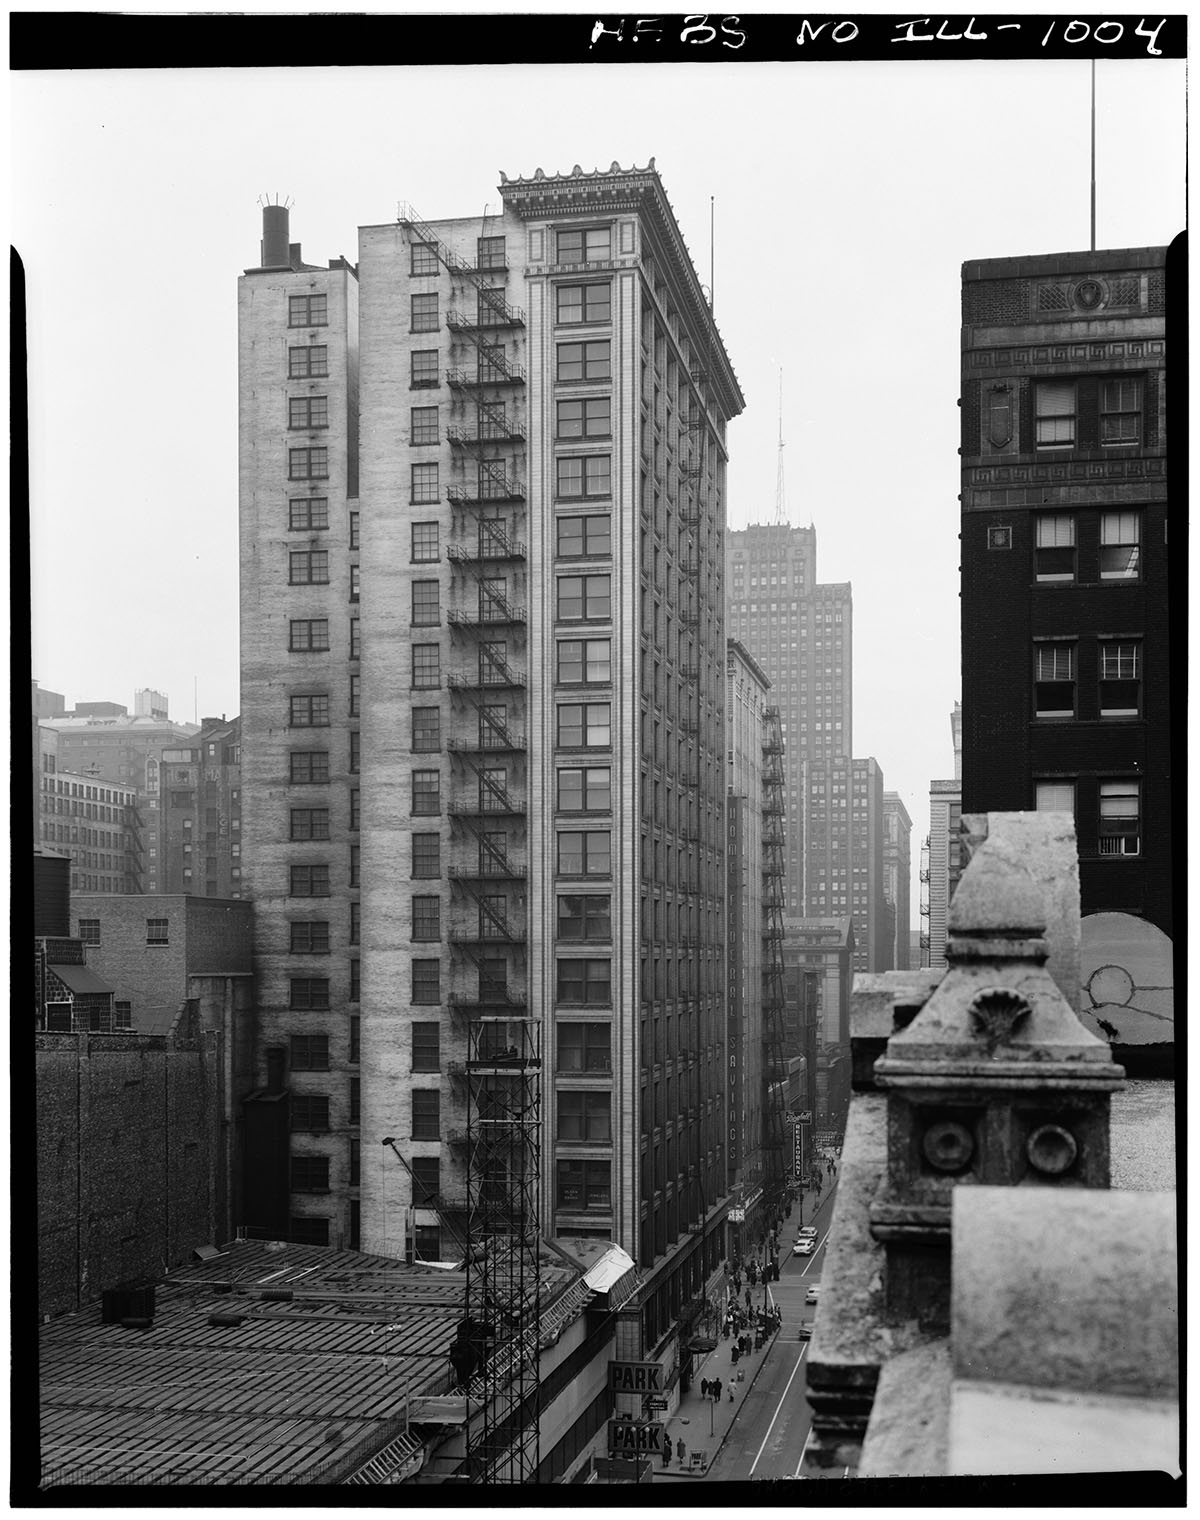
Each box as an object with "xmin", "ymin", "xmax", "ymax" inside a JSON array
[
  {"xmin": 761, "ymin": 707, "xmax": 789, "ymax": 1213},
  {"xmin": 399, "ymin": 205, "xmax": 541, "ymax": 1485}
]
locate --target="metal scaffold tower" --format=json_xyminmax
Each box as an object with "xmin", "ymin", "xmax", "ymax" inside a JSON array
[
  {"xmin": 761, "ymin": 706, "xmax": 789, "ymax": 1212},
  {"xmin": 399, "ymin": 205, "xmax": 541, "ymax": 1484}
]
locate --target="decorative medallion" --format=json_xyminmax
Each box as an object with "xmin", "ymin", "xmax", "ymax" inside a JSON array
[
  {"xmin": 923, "ymin": 1119, "xmax": 975, "ymax": 1173},
  {"xmin": 1025, "ymin": 1123, "xmax": 1078, "ymax": 1175},
  {"xmin": 1074, "ymin": 278, "xmax": 1105, "ymax": 311},
  {"xmin": 968, "ymin": 987, "xmax": 1032, "ymax": 1046}
]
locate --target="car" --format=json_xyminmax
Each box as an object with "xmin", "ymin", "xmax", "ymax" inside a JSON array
[
  {"xmin": 804, "ymin": 1285, "xmax": 821, "ymax": 1304},
  {"xmin": 798, "ymin": 1321, "xmax": 813, "ymax": 1340},
  {"xmin": 796, "ymin": 1226, "xmax": 817, "ymax": 1240},
  {"xmin": 792, "ymin": 1238, "xmax": 815, "ymax": 1257}
]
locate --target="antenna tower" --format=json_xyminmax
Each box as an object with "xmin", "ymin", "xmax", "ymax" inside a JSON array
[{"xmin": 774, "ymin": 370, "xmax": 787, "ymax": 525}]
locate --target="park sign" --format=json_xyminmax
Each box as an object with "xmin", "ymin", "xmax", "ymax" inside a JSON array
[
  {"xmin": 608, "ymin": 1419, "xmax": 664, "ymax": 1455},
  {"xmin": 608, "ymin": 1360, "xmax": 663, "ymax": 1394}
]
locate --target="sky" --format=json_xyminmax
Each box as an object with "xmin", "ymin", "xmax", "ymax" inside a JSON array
[{"xmin": 15, "ymin": 30, "xmax": 1186, "ymax": 925}]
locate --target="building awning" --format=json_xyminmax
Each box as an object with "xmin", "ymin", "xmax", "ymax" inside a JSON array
[{"xmin": 48, "ymin": 964, "xmax": 114, "ymax": 996}]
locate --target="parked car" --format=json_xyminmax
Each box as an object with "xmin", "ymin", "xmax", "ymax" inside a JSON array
[
  {"xmin": 792, "ymin": 1238, "xmax": 815, "ymax": 1257},
  {"xmin": 805, "ymin": 1285, "xmax": 821, "ymax": 1304},
  {"xmin": 798, "ymin": 1321, "xmax": 813, "ymax": 1340}
]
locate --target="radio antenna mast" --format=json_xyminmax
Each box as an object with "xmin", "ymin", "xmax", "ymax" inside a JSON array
[{"xmin": 774, "ymin": 370, "xmax": 786, "ymax": 525}]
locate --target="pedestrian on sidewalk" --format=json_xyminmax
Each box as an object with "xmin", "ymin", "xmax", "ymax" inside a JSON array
[
  {"xmin": 700, "ymin": 1377, "xmax": 708, "ymax": 1399},
  {"xmin": 662, "ymin": 1435, "xmax": 673, "ymax": 1468},
  {"xmin": 744, "ymin": 1286, "xmax": 752, "ymax": 1309},
  {"xmin": 678, "ymin": 1440, "xmax": 687, "ymax": 1469},
  {"xmin": 712, "ymin": 1376, "xmax": 722, "ymax": 1403}
]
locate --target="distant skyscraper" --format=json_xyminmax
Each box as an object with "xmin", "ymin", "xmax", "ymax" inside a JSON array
[
  {"xmin": 925, "ymin": 704, "xmax": 963, "ymax": 969},
  {"xmin": 883, "ymin": 791, "xmax": 912, "ymax": 970}
]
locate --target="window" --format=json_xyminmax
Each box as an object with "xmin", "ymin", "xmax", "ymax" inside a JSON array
[
  {"xmin": 289, "ymin": 497, "xmax": 329, "ymax": 531},
  {"xmin": 411, "ymin": 241, "xmax": 439, "ymax": 276},
  {"xmin": 556, "ymin": 514, "xmax": 611, "ymax": 558},
  {"xmin": 557, "ymin": 767, "xmax": 611, "ymax": 812},
  {"xmin": 1035, "ymin": 781, "xmax": 1076, "ymax": 814},
  {"xmin": 412, "ymin": 522, "xmax": 440, "ymax": 562},
  {"xmin": 290, "ymin": 978, "xmax": 330, "ymax": 1010},
  {"xmin": 556, "ymin": 1158, "xmax": 611, "ymax": 1210},
  {"xmin": 412, "ymin": 1089, "xmax": 440, "ymax": 1140},
  {"xmin": 290, "ymin": 808, "xmax": 330, "ymax": 841},
  {"xmin": 349, "ymin": 511, "xmax": 360, "ymax": 550},
  {"xmin": 412, "ymin": 769, "xmax": 440, "ymax": 816},
  {"xmin": 412, "ymin": 706, "xmax": 441, "ymax": 752},
  {"xmin": 290, "ymin": 751, "xmax": 329, "ymax": 784},
  {"xmin": 411, "ymin": 292, "xmax": 439, "ymax": 332},
  {"xmin": 1101, "ymin": 377, "xmax": 1143, "ymax": 444},
  {"xmin": 291, "ymin": 864, "xmax": 331, "ymax": 897},
  {"xmin": 479, "ymin": 641, "xmax": 509, "ymax": 686},
  {"xmin": 556, "ymin": 227, "xmax": 611, "ymax": 263},
  {"xmin": 557, "ymin": 574, "xmax": 611, "ymax": 621},
  {"xmin": 411, "ymin": 350, "xmax": 439, "ymax": 388},
  {"xmin": 291, "ymin": 1154, "xmax": 330, "ymax": 1189},
  {"xmin": 411, "ymin": 463, "xmax": 439, "ymax": 504},
  {"xmin": 350, "ymin": 843, "xmax": 360, "ymax": 887},
  {"xmin": 1034, "ymin": 515, "xmax": 1075, "ymax": 582},
  {"xmin": 289, "ymin": 396, "xmax": 328, "ymax": 430},
  {"xmin": 412, "ymin": 644, "xmax": 440, "ymax": 689},
  {"xmin": 350, "ymin": 790, "xmax": 360, "ymax": 831},
  {"xmin": 289, "ymin": 618, "xmax": 330, "ymax": 652},
  {"xmin": 290, "ymin": 551, "xmax": 329, "ymax": 585},
  {"xmin": 1099, "ymin": 780, "xmax": 1140, "ymax": 856},
  {"xmin": 412, "ymin": 1022, "xmax": 440, "ymax": 1072},
  {"xmin": 557, "ymin": 702, "xmax": 611, "ymax": 748},
  {"xmin": 146, "ymin": 918, "xmax": 169, "ymax": 945},
  {"xmin": 477, "ymin": 287, "xmax": 509, "ymax": 326},
  {"xmin": 78, "ymin": 919, "xmax": 100, "ymax": 945},
  {"xmin": 477, "ymin": 234, "xmax": 506, "ymax": 270},
  {"xmin": 477, "ymin": 344, "xmax": 508, "ymax": 383},
  {"xmin": 557, "ymin": 638, "xmax": 611, "ymax": 684},
  {"xmin": 290, "ymin": 1034, "xmax": 330, "ymax": 1070},
  {"xmin": 480, "ymin": 766, "xmax": 508, "ymax": 812},
  {"xmin": 288, "ymin": 294, "xmax": 327, "ymax": 327},
  {"xmin": 557, "ymin": 894, "xmax": 612, "ymax": 942},
  {"xmin": 114, "ymin": 1001, "xmax": 132, "ymax": 1028},
  {"xmin": 349, "ymin": 731, "xmax": 360, "ymax": 774},
  {"xmin": 1034, "ymin": 644, "xmax": 1076, "ymax": 718},
  {"xmin": 1035, "ymin": 380, "xmax": 1076, "ymax": 449},
  {"xmin": 556, "ymin": 957, "xmax": 611, "ymax": 1005},
  {"xmin": 289, "ymin": 447, "xmax": 329, "ymax": 480},
  {"xmin": 1100, "ymin": 512, "xmax": 1141, "ymax": 580},
  {"xmin": 557, "ymin": 397, "xmax": 611, "ymax": 441},
  {"xmin": 556, "ymin": 283, "xmax": 612, "ymax": 325},
  {"xmin": 1099, "ymin": 641, "xmax": 1141, "ymax": 715},
  {"xmin": 350, "ymin": 618, "xmax": 361, "ymax": 660},
  {"xmin": 411, "ymin": 405, "xmax": 439, "ymax": 445},
  {"xmin": 412, "ymin": 833, "xmax": 440, "ymax": 878},
  {"xmin": 411, "ymin": 580, "xmax": 440, "ymax": 625},
  {"xmin": 290, "ymin": 921, "xmax": 330, "ymax": 954},
  {"xmin": 558, "ymin": 1091, "xmax": 612, "ymax": 1143},
  {"xmin": 556, "ymin": 456, "xmax": 611, "ymax": 499},
  {"xmin": 557, "ymin": 341, "xmax": 611, "ymax": 383},
  {"xmin": 289, "ymin": 1215, "xmax": 330, "ymax": 1246},
  {"xmin": 350, "ymin": 901, "xmax": 361, "ymax": 945},
  {"xmin": 412, "ymin": 958, "xmax": 440, "ymax": 1005},
  {"xmin": 289, "ymin": 345, "xmax": 328, "ymax": 379},
  {"xmin": 411, "ymin": 1155, "xmax": 440, "ymax": 1206},
  {"xmin": 290, "ymin": 694, "xmax": 330, "ymax": 727}
]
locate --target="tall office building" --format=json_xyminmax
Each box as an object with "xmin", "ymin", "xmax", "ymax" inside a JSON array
[
  {"xmin": 882, "ymin": 791, "xmax": 912, "ymax": 970},
  {"xmin": 238, "ymin": 164, "xmax": 744, "ymax": 1362}
]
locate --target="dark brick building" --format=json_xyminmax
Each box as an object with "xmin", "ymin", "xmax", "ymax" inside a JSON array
[{"xmin": 959, "ymin": 244, "xmax": 1174, "ymax": 1069}]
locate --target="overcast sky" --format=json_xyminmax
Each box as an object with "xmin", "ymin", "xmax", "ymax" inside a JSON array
[{"xmin": 17, "ymin": 41, "xmax": 1185, "ymax": 922}]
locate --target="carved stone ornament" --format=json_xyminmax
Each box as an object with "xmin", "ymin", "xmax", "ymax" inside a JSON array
[
  {"xmin": 968, "ymin": 987, "xmax": 1032, "ymax": 1045},
  {"xmin": 985, "ymin": 382, "xmax": 1014, "ymax": 449},
  {"xmin": 1074, "ymin": 278, "xmax": 1104, "ymax": 311}
]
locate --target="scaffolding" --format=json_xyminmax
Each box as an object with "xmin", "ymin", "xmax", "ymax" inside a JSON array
[
  {"xmin": 760, "ymin": 706, "xmax": 789, "ymax": 1216},
  {"xmin": 399, "ymin": 205, "xmax": 541, "ymax": 1485}
]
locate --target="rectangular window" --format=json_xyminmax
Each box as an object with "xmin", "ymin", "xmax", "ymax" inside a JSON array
[
  {"xmin": 289, "ymin": 618, "xmax": 330, "ymax": 652},
  {"xmin": 411, "ymin": 1155, "xmax": 440, "ymax": 1207},
  {"xmin": 557, "ymin": 341, "xmax": 611, "ymax": 383},
  {"xmin": 557, "ymin": 893, "xmax": 612, "ymax": 942},
  {"xmin": 290, "ymin": 864, "xmax": 331, "ymax": 897},
  {"xmin": 78, "ymin": 919, "xmax": 100, "ymax": 945},
  {"xmin": 412, "ymin": 958, "xmax": 440, "ymax": 1005},
  {"xmin": 477, "ymin": 287, "xmax": 509, "ymax": 327},
  {"xmin": 412, "ymin": 832, "xmax": 440, "ymax": 878},
  {"xmin": 557, "ymin": 574, "xmax": 611, "ymax": 621},
  {"xmin": 349, "ymin": 730, "xmax": 360, "ymax": 774},
  {"xmin": 350, "ymin": 618, "xmax": 361, "ymax": 660},
  {"xmin": 1099, "ymin": 641, "xmax": 1141, "ymax": 715},
  {"xmin": 411, "ymin": 241, "xmax": 439, "ymax": 276},
  {"xmin": 290, "ymin": 921, "xmax": 330, "ymax": 954},
  {"xmin": 411, "ymin": 405, "xmax": 439, "ymax": 445},
  {"xmin": 411, "ymin": 350, "xmax": 439, "ymax": 388},
  {"xmin": 146, "ymin": 918, "xmax": 169, "ymax": 945},
  {"xmin": 289, "ymin": 1215, "xmax": 330, "ymax": 1246},
  {"xmin": 288, "ymin": 294, "xmax": 328, "ymax": 327},
  {"xmin": 290, "ymin": 751, "xmax": 329, "ymax": 784},
  {"xmin": 291, "ymin": 1154, "xmax": 330, "ymax": 1189},
  {"xmin": 290, "ymin": 977, "xmax": 331, "ymax": 1010},
  {"xmin": 1100, "ymin": 512, "xmax": 1141, "ymax": 580},
  {"xmin": 290, "ymin": 808, "xmax": 330, "ymax": 841},
  {"xmin": 557, "ymin": 1090, "xmax": 612, "ymax": 1143},
  {"xmin": 556, "ymin": 283, "xmax": 612, "ymax": 326},
  {"xmin": 557, "ymin": 638, "xmax": 611, "ymax": 685},
  {"xmin": 288, "ymin": 345, "xmax": 328, "ymax": 379},
  {"xmin": 350, "ymin": 900, "xmax": 360, "ymax": 945},
  {"xmin": 410, "ymin": 523, "xmax": 440, "ymax": 565},
  {"xmin": 556, "ymin": 702, "xmax": 611, "ymax": 748},
  {"xmin": 289, "ymin": 497, "xmax": 329, "ymax": 531},
  {"xmin": 556, "ymin": 456, "xmax": 611, "ymax": 499},
  {"xmin": 411, "ymin": 292, "xmax": 439, "ymax": 332},
  {"xmin": 556, "ymin": 957, "xmax": 611, "ymax": 1005},
  {"xmin": 1034, "ymin": 643, "xmax": 1076, "ymax": 718},
  {"xmin": 289, "ymin": 396, "xmax": 329, "ymax": 430},
  {"xmin": 477, "ymin": 343, "xmax": 508, "ymax": 383},
  {"xmin": 557, "ymin": 396, "xmax": 611, "ymax": 439},
  {"xmin": 412, "ymin": 644, "xmax": 440, "ymax": 689},
  {"xmin": 555, "ymin": 1158, "xmax": 611, "ymax": 1210},
  {"xmin": 480, "ymin": 766, "xmax": 508, "ymax": 812},
  {"xmin": 411, "ymin": 463, "xmax": 439, "ymax": 504},
  {"xmin": 412, "ymin": 896, "xmax": 440, "ymax": 942},
  {"xmin": 557, "ymin": 766, "xmax": 611, "ymax": 813},
  {"xmin": 1034, "ymin": 515, "xmax": 1075, "ymax": 582},
  {"xmin": 556, "ymin": 514, "xmax": 611, "ymax": 559},
  {"xmin": 1035, "ymin": 781, "xmax": 1076, "ymax": 814},
  {"xmin": 411, "ymin": 580, "xmax": 440, "ymax": 625},
  {"xmin": 349, "ymin": 843, "xmax": 360, "ymax": 887},
  {"xmin": 289, "ymin": 447, "xmax": 329, "ymax": 480},
  {"xmin": 557, "ymin": 831, "xmax": 610, "ymax": 877},
  {"xmin": 351, "ymin": 566, "xmax": 361, "ymax": 605},
  {"xmin": 412, "ymin": 769, "xmax": 441, "ymax": 817},
  {"xmin": 290, "ymin": 551, "xmax": 330, "ymax": 585},
  {"xmin": 412, "ymin": 706, "xmax": 441, "ymax": 752},
  {"xmin": 1099, "ymin": 780, "xmax": 1140, "ymax": 856},
  {"xmin": 410, "ymin": 1021, "xmax": 441, "ymax": 1072},
  {"xmin": 1035, "ymin": 380, "xmax": 1076, "ymax": 449},
  {"xmin": 290, "ymin": 694, "xmax": 330, "ymax": 727},
  {"xmin": 290, "ymin": 1034, "xmax": 330, "ymax": 1070},
  {"xmin": 412, "ymin": 1089, "xmax": 440, "ymax": 1140},
  {"xmin": 556, "ymin": 227, "xmax": 612, "ymax": 264},
  {"xmin": 1101, "ymin": 377, "xmax": 1143, "ymax": 444},
  {"xmin": 349, "ymin": 510, "xmax": 360, "ymax": 550},
  {"xmin": 477, "ymin": 235, "xmax": 506, "ymax": 270},
  {"xmin": 350, "ymin": 789, "xmax": 360, "ymax": 831}
]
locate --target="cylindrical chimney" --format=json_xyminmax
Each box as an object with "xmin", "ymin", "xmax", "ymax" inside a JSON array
[{"xmin": 261, "ymin": 204, "xmax": 291, "ymax": 269}]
